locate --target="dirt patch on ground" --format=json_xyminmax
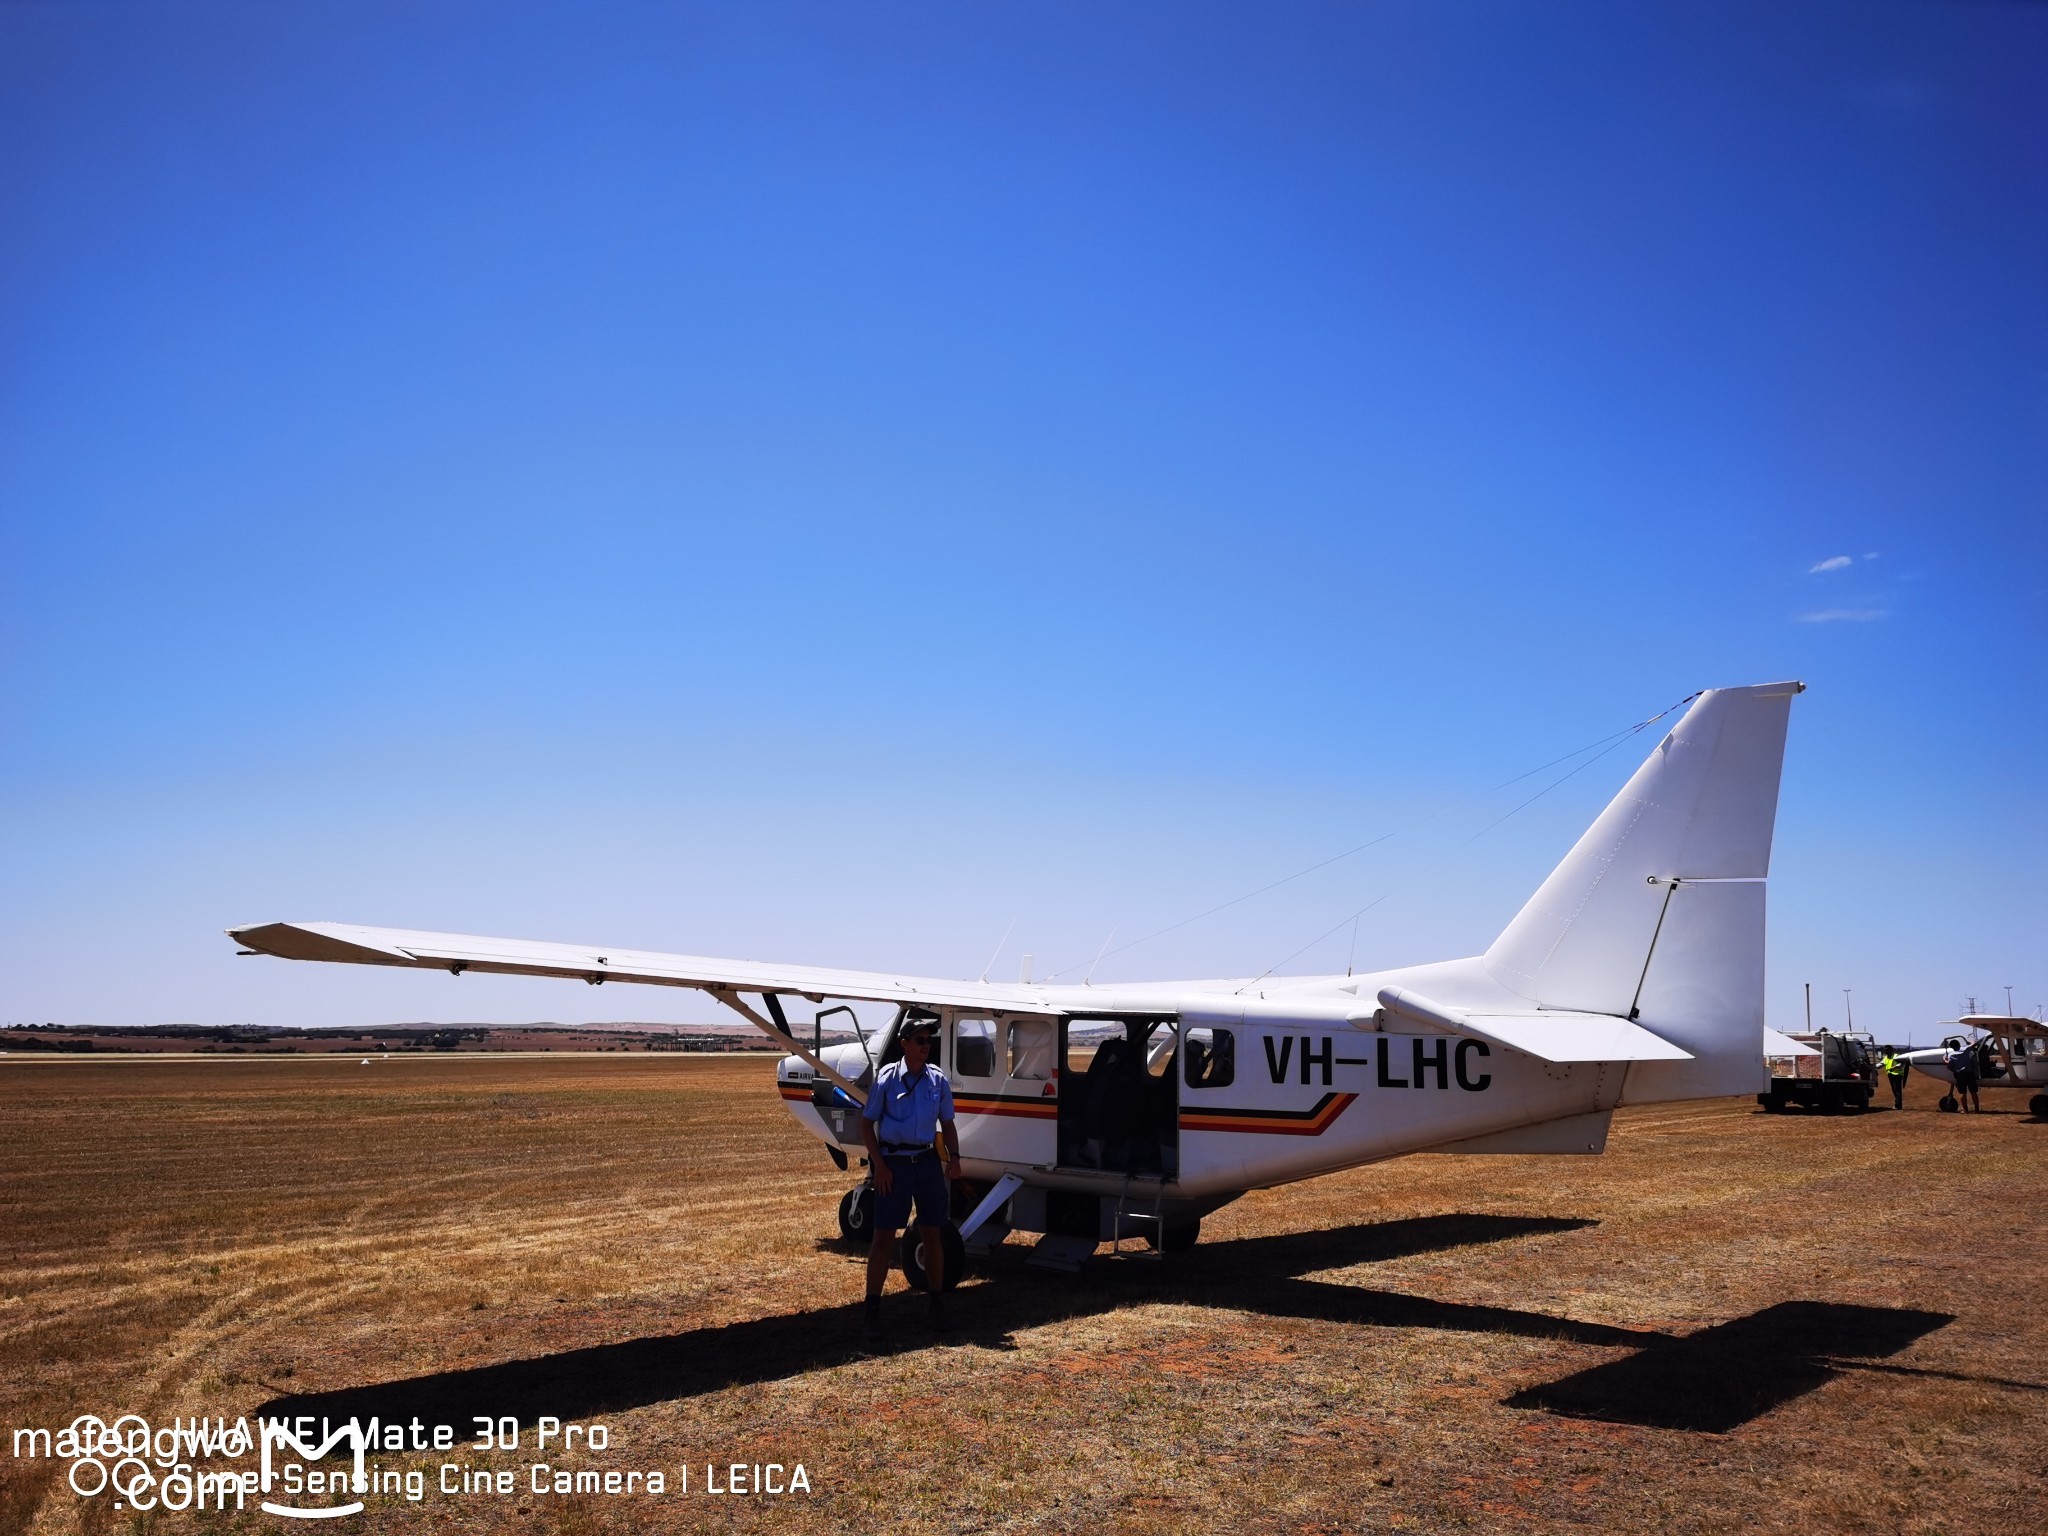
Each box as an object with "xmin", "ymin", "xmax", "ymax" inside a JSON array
[{"xmin": 2, "ymin": 1056, "xmax": 2042, "ymax": 1535}]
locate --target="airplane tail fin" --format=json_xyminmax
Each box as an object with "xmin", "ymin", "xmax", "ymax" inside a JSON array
[{"xmin": 1482, "ymin": 682, "xmax": 1803, "ymax": 1102}]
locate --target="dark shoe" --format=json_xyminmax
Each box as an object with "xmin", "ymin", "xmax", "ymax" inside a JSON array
[
  {"xmin": 927, "ymin": 1294, "xmax": 953, "ymax": 1335},
  {"xmin": 862, "ymin": 1297, "xmax": 884, "ymax": 1342}
]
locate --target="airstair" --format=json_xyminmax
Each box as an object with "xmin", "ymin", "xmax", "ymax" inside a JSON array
[{"xmin": 1109, "ymin": 1176, "xmax": 1169, "ymax": 1259}]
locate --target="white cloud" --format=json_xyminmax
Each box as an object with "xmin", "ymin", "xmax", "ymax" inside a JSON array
[
  {"xmin": 1864, "ymin": 551, "xmax": 1880, "ymax": 560},
  {"xmin": 1799, "ymin": 607, "xmax": 1887, "ymax": 623},
  {"xmin": 1808, "ymin": 555, "xmax": 1853, "ymax": 573}
]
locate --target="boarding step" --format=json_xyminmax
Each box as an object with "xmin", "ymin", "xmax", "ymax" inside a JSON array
[
  {"xmin": 1110, "ymin": 1180, "xmax": 1169, "ymax": 1258},
  {"xmin": 960, "ymin": 1172, "xmax": 1023, "ymax": 1256},
  {"xmin": 964, "ymin": 1221, "xmax": 1012, "ymax": 1257},
  {"xmin": 1024, "ymin": 1233, "xmax": 1097, "ymax": 1273}
]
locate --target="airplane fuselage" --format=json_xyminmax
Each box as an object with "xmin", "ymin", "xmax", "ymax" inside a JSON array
[{"xmin": 777, "ymin": 954, "xmax": 1686, "ymax": 1236}]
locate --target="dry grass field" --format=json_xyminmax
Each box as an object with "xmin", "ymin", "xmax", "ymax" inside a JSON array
[{"xmin": 3, "ymin": 1053, "xmax": 2043, "ymax": 1536}]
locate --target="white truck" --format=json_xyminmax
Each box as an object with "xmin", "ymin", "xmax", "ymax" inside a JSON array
[{"xmin": 1760, "ymin": 1028, "xmax": 1876, "ymax": 1114}]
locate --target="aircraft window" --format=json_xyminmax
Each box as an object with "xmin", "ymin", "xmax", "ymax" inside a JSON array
[
  {"xmin": 1007, "ymin": 1019, "xmax": 1055, "ymax": 1080},
  {"xmin": 1144, "ymin": 1022, "xmax": 1177, "ymax": 1077},
  {"xmin": 955, "ymin": 1019, "xmax": 997, "ymax": 1079},
  {"xmin": 1066, "ymin": 1021, "xmax": 1119, "ymax": 1075},
  {"xmin": 1184, "ymin": 1027, "xmax": 1235, "ymax": 1089}
]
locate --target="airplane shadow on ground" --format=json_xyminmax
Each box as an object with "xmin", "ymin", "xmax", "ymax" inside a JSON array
[
  {"xmin": 1506, "ymin": 1299, "xmax": 1953, "ymax": 1433},
  {"xmin": 258, "ymin": 1213, "xmax": 1953, "ymax": 1438}
]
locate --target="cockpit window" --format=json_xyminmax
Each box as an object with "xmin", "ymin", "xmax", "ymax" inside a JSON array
[{"xmin": 1184, "ymin": 1027, "xmax": 1235, "ymax": 1089}]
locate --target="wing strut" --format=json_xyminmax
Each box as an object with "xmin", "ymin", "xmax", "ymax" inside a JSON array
[{"xmin": 710, "ymin": 988, "xmax": 868, "ymax": 1105}]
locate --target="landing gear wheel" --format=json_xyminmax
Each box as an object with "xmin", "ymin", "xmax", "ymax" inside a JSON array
[
  {"xmin": 1147, "ymin": 1217, "xmax": 1201, "ymax": 1253},
  {"xmin": 899, "ymin": 1219, "xmax": 966, "ymax": 1292},
  {"xmin": 1938, "ymin": 1094, "xmax": 1959, "ymax": 1114},
  {"xmin": 838, "ymin": 1185, "xmax": 875, "ymax": 1244},
  {"xmin": 2030, "ymin": 1093, "xmax": 2048, "ymax": 1120}
]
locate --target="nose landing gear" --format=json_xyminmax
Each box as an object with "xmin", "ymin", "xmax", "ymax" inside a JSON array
[{"xmin": 837, "ymin": 1185, "xmax": 875, "ymax": 1243}]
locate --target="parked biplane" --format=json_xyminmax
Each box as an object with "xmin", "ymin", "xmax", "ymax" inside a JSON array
[{"xmin": 231, "ymin": 682, "xmax": 1803, "ymax": 1286}]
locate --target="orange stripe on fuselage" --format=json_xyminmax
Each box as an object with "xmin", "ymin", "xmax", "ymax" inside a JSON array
[
  {"xmin": 954, "ymin": 1100, "xmax": 1059, "ymax": 1120},
  {"xmin": 1180, "ymin": 1091, "xmax": 1356, "ymax": 1137},
  {"xmin": 952, "ymin": 1091, "xmax": 1058, "ymax": 1120},
  {"xmin": 788, "ymin": 1085, "xmax": 1354, "ymax": 1136}
]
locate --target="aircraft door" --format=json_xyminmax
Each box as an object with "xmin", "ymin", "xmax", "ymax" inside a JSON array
[
  {"xmin": 947, "ymin": 1014, "xmax": 1058, "ymax": 1168},
  {"xmin": 1057, "ymin": 1016, "xmax": 1179, "ymax": 1177},
  {"xmin": 2022, "ymin": 1036, "xmax": 2048, "ymax": 1084}
]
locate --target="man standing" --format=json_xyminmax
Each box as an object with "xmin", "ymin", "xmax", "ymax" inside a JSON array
[
  {"xmin": 1880, "ymin": 1048, "xmax": 1908, "ymax": 1110},
  {"xmin": 1947, "ymin": 1041, "xmax": 1981, "ymax": 1113},
  {"xmin": 860, "ymin": 1016, "xmax": 962, "ymax": 1340}
]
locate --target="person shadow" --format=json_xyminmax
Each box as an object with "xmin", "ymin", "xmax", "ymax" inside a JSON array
[{"xmin": 257, "ymin": 1212, "xmax": 1952, "ymax": 1439}]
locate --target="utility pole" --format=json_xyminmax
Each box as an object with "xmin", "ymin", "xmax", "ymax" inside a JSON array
[
  {"xmin": 1843, "ymin": 989, "xmax": 1853, "ymax": 1031},
  {"xmin": 1804, "ymin": 982, "xmax": 1812, "ymax": 1032},
  {"xmin": 2006, "ymin": 985, "xmax": 2015, "ymax": 1016}
]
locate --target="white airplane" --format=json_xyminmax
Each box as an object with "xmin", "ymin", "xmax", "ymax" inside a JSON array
[
  {"xmin": 1902, "ymin": 1019, "xmax": 2048, "ymax": 1116},
  {"xmin": 230, "ymin": 681, "xmax": 1803, "ymax": 1286}
]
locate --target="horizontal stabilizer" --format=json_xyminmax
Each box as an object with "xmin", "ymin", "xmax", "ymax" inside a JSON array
[
  {"xmin": 1376, "ymin": 986, "xmax": 1692, "ymax": 1064},
  {"xmin": 1763, "ymin": 1026, "xmax": 1820, "ymax": 1057}
]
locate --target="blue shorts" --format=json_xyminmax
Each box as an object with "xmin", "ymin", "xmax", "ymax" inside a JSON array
[{"xmin": 873, "ymin": 1151, "xmax": 949, "ymax": 1230}]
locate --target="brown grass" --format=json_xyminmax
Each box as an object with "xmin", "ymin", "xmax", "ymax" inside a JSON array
[{"xmin": 2, "ymin": 1057, "xmax": 2043, "ymax": 1535}]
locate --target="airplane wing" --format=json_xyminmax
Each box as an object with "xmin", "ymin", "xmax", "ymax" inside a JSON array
[
  {"xmin": 228, "ymin": 921, "xmax": 1047, "ymax": 1013},
  {"xmin": 1376, "ymin": 986, "xmax": 1693, "ymax": 1063},
  {"xmin": 1763, "ymin": 1026, "xmax": 1821, "ymax": 1057}
]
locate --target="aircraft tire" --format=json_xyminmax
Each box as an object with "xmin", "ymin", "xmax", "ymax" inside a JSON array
[
  {"xmin": 838, "ymin": 1185, "xmax": 875, "ymax": 1244},
  {"xmin": 1148, "ymin": 1218, "xmax": 1201, "ymax": 1253},
  {"xmin": 899, "ymin": 1219, "xmax": 966, "ymax": 1292},
  {"xmin": 1938, "ymin": 1094, "xmax": 1959, "ymax": 1114}
]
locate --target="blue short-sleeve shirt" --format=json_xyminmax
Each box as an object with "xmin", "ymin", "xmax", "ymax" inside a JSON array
[{"xmin": 863, "ymin": 1060, "xmax": 955, "ymax": 1146}]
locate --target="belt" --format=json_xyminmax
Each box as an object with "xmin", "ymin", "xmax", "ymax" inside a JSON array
[{"xmin": 880, "ymin": 1142, "xmax": 933, "ymax": 1156}]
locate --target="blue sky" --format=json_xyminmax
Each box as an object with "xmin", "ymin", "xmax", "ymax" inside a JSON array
[{"xmin": 3, "ymin": 2, "xmax": 2042, "ymax": 1041}]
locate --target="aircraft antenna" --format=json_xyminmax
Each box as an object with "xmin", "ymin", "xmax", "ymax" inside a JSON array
[
  {"xmin": 1041, "ymin": 822, "xmax": 1417, "ymax": 980},
  {"xmin": 1455, "ymin": 693, "xmax": 1699, "ymax": 851},
  {"xmin": 1045, "ymin": 691, "xmax": 1700, "ymax": 984},
  {"xmin": 978, "ymin": 917, "xmax": 1017, "ymax": 984},
  {"xmin": 1231, "ymin": 692, "xmax": 1702, "ymax": 989},
  {"xmin": 1083, "ymin": 929, "xmax": 1116, "ymax": 986},
  {"xmin": 1237, "ymin": 891, "xmax": 1396, "ymax": 993}
]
